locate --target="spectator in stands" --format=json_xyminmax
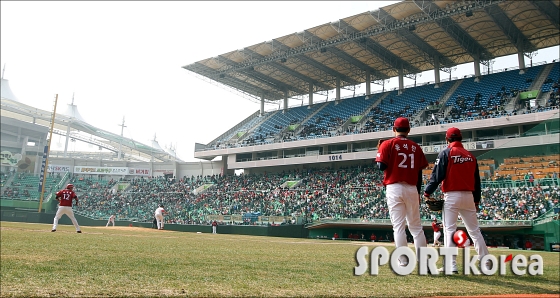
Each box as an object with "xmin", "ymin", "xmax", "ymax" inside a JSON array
[{"xmin": 73, "ymin": 160, "xmax": 558, "ymax": 225}]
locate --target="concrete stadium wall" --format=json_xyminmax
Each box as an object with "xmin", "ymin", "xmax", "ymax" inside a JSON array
[{"xmin": 531, "ymin": 219, "xmax": 560, "ymax": 252}]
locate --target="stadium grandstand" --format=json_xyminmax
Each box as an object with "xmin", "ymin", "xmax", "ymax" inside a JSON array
[{"xmin": 1, "ymin": 0, "xmax": 559, "ymax": 251}]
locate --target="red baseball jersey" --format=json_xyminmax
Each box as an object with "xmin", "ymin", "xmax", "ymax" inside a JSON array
[
  {"xmin": 56, "ymin": 189, "xmax": 78, "ymax": 207},
  {"xmin": 432, "ymin": 222, "xmax": 440, "ymax": 232},
  {"xmin": 376, "ymin": 136, "xmax": 428, "ymax": 186}
]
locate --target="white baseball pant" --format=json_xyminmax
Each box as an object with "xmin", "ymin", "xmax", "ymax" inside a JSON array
[
  {"xmin": 106, "ymin": 218, "xmax": 115, "ymax": 227},
  {"xmin": 155, "ymin": 214, "xmax": 164, "ymax": 229},
  {"xmin": 434, "ymin": 231, "xmax": 441, "ymax": 244},
  {"xmin": 52, "ymin": 206, "xmax": 81, "ymax": 232},
  {"xmin": 386, "ymin": 183, "xmax": 427, "ymax": 265},
  {"xmin": 442, "ymin": 191, "xmax": 489, "ymax": 268}
]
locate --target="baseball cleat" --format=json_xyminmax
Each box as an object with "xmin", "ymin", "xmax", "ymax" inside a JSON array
[
  {"xmin": 481, "ymin": 260, "xmax": 492, "ymax": 271},
  {"xmin": 51, "ymin": 229, "xmax": 56, "ymax": 232},
  {"xmin": 77, "ymin": 231, "xmax": 82, "ymax": 233},
  {"xmin": 438, "ymin": 267, "xmax": 458, "ymax": 274}
]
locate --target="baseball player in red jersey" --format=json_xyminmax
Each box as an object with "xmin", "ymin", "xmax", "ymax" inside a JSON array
[
  {"xmin": 376, "ymin": 117, "xmax": 428, "ymax": 266},
  {"xmin": 212, "ymin": 220, "xmax": 218, "ymax": 234},
  {"xmin": 51, "ymin": 184, "xmax": 82, "ymax": 233},
  {"xmin": 423, "ymin": 127, "xmax": 489, "ymax": 273},
  {"xmin": 432, "ymin": 218, "xmax": 442, "ymax": 246}
]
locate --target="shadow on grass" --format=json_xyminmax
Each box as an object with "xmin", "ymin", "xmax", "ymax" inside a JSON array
[{"xmin": 445, "ymin": 273, "xmax": 559, "ymax": 293}]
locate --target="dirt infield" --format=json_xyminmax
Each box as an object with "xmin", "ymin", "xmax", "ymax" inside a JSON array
[
  {"xmin": 103, "ymin": 226, "xmax": 154, "ymax": 232},
  {"xmin": 431, "ymin": 294, "xmax": 559, "ymax": 298}
]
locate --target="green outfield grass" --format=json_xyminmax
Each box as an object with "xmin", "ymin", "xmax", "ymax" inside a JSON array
[{"xmin": 1, "ymin": 221, "xmax": 559, "ymax": 297}]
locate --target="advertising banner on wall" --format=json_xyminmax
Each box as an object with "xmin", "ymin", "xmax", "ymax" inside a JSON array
[
  {"xmin": 476, "ymin": 141, "xmax": 494, "ymax": 149},
  {"xmin": 48, "ymin": 165, "xmax": 72, "ymax": 173},
  {"xmin": 422, "ymin": 141, "xmax": 479, "ymax": 154},
  {"xmin": 37, "ymin": 146, "xmax": 49, "ymax": 192},
  {"xmin": 0, "ymin": 151, "xmax": 22, "ymax": 166},
  {"xmin": 74, "ymin": 166, "xmax": 128, "ymax": 175},
  {"xmin": 128, "ymin": 168, "xmax": 151, "ymax": 176},
  {"xmin": 72, "ymin": 166, "xmax": 152, "ymax": 176}
]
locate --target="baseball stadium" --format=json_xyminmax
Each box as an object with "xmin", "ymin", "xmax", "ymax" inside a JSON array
[{"xmin": 1, "ymin": 0, "xmax": 559, "ymax": 297}]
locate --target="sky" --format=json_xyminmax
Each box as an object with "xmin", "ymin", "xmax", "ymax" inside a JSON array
[{"xmin": 1, "ymin": 1, "xmax": 558, "ymax": 162}]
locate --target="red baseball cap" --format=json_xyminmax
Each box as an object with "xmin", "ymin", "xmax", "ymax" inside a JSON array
[
  {"xmin": 446, "ymin": 127, "xmax": 462, "ymax": 139},
  {"xmin": 393, "ymin": 117, "xmax": 410, "ymax": 128}
]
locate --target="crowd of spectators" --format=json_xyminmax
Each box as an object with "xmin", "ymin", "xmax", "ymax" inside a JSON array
[
  {"xmin": 2, "ymin": 165, "xmax": 558, "ymax": 226},
  {"xmin": 357, "ymin": 106, "xmax": 413, "ymax": 134},
  {"xmin": 479, "ymin": 185, "xmax": 557, "ymax": 221},
  {"xmin": 1, "ymin": 172, "xmax": 60, "ymax": 200},
  {"xmin": 62, "ymin": 164, "xmax": 559, "ymax": 225},
  {"xmin": 547, "ymin": 80, "xmax": 559, "ymax": 108},
  {"xmin": 200, "ymin": 63, "xmax": 559, "ymax": 150}
]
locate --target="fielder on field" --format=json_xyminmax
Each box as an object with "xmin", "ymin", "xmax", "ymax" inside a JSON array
[
  {"xmin": 376, "ymin": 117, "xmax": 428, "ymax": 267},
  {"xmin": 51, "ymin": 184, "xmax": 82, "ymax": 233},
  {"xmin": 211, "ymin": 220, "xmax": 218, "ymax": 234},
  {"xmin": 106, "ymin": 214, "xmax": 116, "ymax": 227},
  {"xmin": 154, "ymin": 204, "xmax": 167, "ymax": 230},
  {"xmin": 423, "ymin": 127, "xmax": 490, "ymax": 273},
  {"xmin": 432, "ymin": 218, "xmax": 442, "ymax": 247}
]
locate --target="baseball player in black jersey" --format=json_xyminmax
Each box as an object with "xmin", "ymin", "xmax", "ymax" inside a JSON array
[{"xmin": 423, "ymin": 127, "xmax": 489, "ymax": 273}]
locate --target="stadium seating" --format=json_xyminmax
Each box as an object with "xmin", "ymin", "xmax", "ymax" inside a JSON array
[
  {"xmin": 446, "ymin": 66, "xmax": 544, "ymax": 121},
  {"xmin": 1, "ymin": 173, "xmax": 62, "ymax": 200},
  {"xmin": 492, "ymin": 154, "xmax": 559, "ymax": 184},
  {"xmin": 372, "ymin": 82, "xmax": 451, "ymax": 126},
  {"xmin": 541, "ymin": 63, "xmax": 560, "ymax": 93},
  {"xmin": 244, "ymin": 104, "xmax": 318, "ymax": 145},
  {"xmin": 212, "ymin": 113, "xmax": 268, "ymax": 147},
  {"xmin": 297, "ymin": 95, "xmax": 371, "ymax": 139},
  {"xmin": 206, "ymin": 63, "xmax": 558, "ymax": 149},
  {"xmin": 72, "ymin": 161, "xmax": 559, "ymax": 224}
]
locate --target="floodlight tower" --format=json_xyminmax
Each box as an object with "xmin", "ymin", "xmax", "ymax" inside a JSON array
[
  {"xmin": 118, "ymin": 117, "xmax": 126, "ymax": 160},
  {"xmin": 63, "ymin": 93, "xmax": 76, "ymax": 158}
]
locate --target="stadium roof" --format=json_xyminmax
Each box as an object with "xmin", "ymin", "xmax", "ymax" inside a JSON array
[
  {"xmin": 1, "ymin": 79, "xmax": 182, "ymax": 162},
  {"xmin": 183, "ymin": 0, "xmax": 559, "ymax": 102}
]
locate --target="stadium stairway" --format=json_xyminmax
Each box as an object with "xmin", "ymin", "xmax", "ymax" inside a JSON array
[
  {"xmin": 208, "ymin": 110, "xmax": 261, "ymax": 146},
  {"xmin": 351, "ymin": 92, "xmax": 390, "ymax": 130},
  {"xmin": 226, "ymin": 116, "xmax": 267, "ymax": 144},
  {"xmin": 237, "ymin": 110, "xmax": 280, "ymax": 144},
  {"xmin": 529, "ymin": 63, "xmax": 555, "ymax": 93},
  {"xmin": 444, "ymin": 65, "xmax": 544, "ymax": 119},
  {"xmin": 277, "ymin": 104, "xmax": 325, "ymax": 141},
  {"xmin": 438, "ymin": 79, "xmax": 464, "ymax": 119},
  {"xmin": 1, "ymin": 174, "xmax": 16, "ymax": 193},
  {"xmin": 530, "ymin": 63, "xmax": 556, "ymax": 107}
]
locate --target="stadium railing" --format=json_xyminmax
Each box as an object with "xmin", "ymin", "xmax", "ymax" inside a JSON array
[{"xmin": 309, "ymin": 218, "xmax": 533, "ymax": 227}]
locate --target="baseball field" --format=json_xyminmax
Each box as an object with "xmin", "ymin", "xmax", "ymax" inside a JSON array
[{"xmin": 1, "ymin": 221, "xmax": 559, "ymax": 297}]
